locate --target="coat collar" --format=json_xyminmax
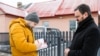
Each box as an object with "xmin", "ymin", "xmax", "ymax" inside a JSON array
[
  {"xmin": 17, "ymin": 18, "xmax": 32, "ymax": 30},
  {"xmin": 18, "ymin": 18, "xmax": 26, "ymax": 27},
  {"xmin": 76, "ymin": 15, "xmax": 94, "ymax": 33}
]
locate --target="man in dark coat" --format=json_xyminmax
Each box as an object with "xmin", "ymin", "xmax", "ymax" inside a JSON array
[{"xmin": 64, "ymin": 4, "xmax": 100, "ymax": 56}]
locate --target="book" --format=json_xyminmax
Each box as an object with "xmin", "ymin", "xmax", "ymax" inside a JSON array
[{"xmin": 35, "ymin": 38, "xmax": 48, "ymax": 50}]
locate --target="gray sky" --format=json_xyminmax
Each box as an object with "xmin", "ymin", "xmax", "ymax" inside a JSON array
[{"xmin": 0, "ymin": 0, "xmax": 51, "ymax": 7}]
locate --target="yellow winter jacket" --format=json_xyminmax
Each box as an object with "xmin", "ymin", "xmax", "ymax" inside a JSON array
[{"xmin": 9, "ymin": 18, "xmax": 38, "ymax": 56}]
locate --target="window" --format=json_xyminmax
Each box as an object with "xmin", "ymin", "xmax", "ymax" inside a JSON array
[
  {"xmin": 42, "ymin": 21, "xmax": 49, "ymax": 27},
  {"xmin": 69, "ymin": 20, "xmax": 77, "ymax": 31}
]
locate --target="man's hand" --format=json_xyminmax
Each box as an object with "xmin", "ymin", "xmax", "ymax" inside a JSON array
[
  {"xmin": 35, "ymin": 40, "xmax": 42, "ymax": 50},
  {"xmin": 64, "ymin": 48, "xmax": 70, "ymax": 56},
  {"xmin": 35, "ymin": 39, "xmax": 48, "ymax": 50}
]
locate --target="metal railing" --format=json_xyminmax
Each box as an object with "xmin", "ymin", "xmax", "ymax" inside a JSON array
[{"xmin": 34, "ymin": 31, "xmax": 74, "ymax": 56}]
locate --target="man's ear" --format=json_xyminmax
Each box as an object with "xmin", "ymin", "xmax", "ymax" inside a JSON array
[{"xmin": 83, "ymin": 12, "xmax": 88, "ymax": 19}]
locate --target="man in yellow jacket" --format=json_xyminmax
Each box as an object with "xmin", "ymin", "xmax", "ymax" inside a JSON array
[{"xmin": 9, "ymin": 12, "xmax": 41, "ymax": 56}]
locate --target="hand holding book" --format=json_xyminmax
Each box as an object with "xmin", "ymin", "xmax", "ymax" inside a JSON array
[{"xmin": 35, "ymin": 38, "xmax": 48, "ymax": 50}]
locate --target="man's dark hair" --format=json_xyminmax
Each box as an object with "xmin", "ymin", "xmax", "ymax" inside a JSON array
[{"xmin": 74, "ymin": 4, "xmax": 91, "ymax": 16}]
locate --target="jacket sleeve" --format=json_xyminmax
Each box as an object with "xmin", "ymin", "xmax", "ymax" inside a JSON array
[
  {"xmin": 10, "ymin": 23, "xmax": 37, "ymax": 53},
  {"xmin": 68, "ymin": 28, "xmax": 100, "ymax": 56}
]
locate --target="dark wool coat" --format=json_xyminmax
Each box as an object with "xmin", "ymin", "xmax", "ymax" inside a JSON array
[{"xmin": 68, "ymin": 16, "xmax": 100, "ymax": 56}]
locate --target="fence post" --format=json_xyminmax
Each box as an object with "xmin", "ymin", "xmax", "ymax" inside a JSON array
[{"xmin": 57, "ymin": 32, "xmax": 61, "ymax": 56}]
